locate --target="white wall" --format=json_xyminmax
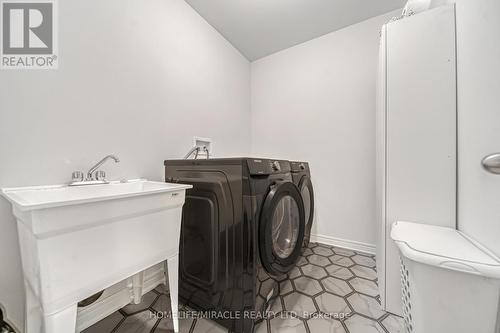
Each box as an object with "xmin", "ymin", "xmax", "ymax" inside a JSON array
[
  {"xmin": 0, "ymin": 0, "xmax": 250, "ymax": 329},
  {"xmin": 251, "ymin": 10, "xmax": 399, "ymax": 251},
  {"xmin": 455, "ymin": 0, "xmax": 500, "ymax": 256}
]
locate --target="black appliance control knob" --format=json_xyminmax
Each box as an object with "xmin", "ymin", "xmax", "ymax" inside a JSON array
[{"xmin": 300, "ymin": 163, "xmax": 306, "ymax": 170}]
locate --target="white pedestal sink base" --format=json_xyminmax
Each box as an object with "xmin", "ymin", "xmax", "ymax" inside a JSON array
[
  {"xmin": 2, "ymin": 180, "xmax": 190, "ymax": 333},
  {"xmin": 23, "ymin": 256, "xmax": 180, "ymax": 333},
  {"xmin": 75, "ymin": 261, "xmax": 172, "ymax": 332}
]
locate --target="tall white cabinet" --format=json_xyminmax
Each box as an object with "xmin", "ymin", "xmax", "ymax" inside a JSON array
[
  {"xmin": 456, "ymin": 0, "xmax": 500, "ymax": 259},
  {"xmin": 376, "ymin": 5, "xmax": 457, "ymax": 314}
]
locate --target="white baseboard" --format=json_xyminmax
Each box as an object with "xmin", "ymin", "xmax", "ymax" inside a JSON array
[{"xmin": 310, "ymin": 234, "xmax": 376, "ymax": 255}]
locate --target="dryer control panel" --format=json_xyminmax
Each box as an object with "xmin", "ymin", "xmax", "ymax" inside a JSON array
[
  {"xmin": 290, "ymin": 161, "xmax": 310, "ymax": 173},
  {"xmin": 247, "ymin": 159, "xmax": 291, "ymax": 175}
]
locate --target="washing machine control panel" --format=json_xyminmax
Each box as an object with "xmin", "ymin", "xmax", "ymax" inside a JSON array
[
  {"xmin": 247, "ymin": 159, "xmax": 290, "ymax": 175},
  {"xmin": 290, "ymin": 161, "xmax": 309, "ymax": 173}
]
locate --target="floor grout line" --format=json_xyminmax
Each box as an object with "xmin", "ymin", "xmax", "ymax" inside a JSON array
[{"xmin": 81, "ymin": 242, "xmax": 404, "ymax": 333}]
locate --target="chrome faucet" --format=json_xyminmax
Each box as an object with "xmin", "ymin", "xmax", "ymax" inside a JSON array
[
  {"xmin": 70, "ymin": 154, "xmax": 120, "ymax": 186},
  {"xmin": 86, "ymin": 154, "xmax": 120, "ymax": 180}
]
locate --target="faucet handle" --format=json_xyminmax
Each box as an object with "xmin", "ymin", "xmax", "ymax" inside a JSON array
[
  {"xmin": 72, "ymin": 171, "xmax": 84, "ymax": 182},
  {"xmin": 95, "ymin": 170, "xmax": 106, "ymax": 181}
]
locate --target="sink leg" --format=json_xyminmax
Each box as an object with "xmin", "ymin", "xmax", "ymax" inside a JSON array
[
  {"xmin": 25, "ymin": 283, "xmax": 77, "ymax": 333},
  {"xmin": 43, "ymin": 304, "xmax": 77, "ymax": 333},
  {"xmin": 24, "ymin": 283, "xmax": 43, "ymax": 333},
  {"xmin": 132, "ymin": 271, "xmax": 145, "ymax": 304},
  {"xmin": 167, "ymin": 255, "xmax": 179, "ymax": 333}
]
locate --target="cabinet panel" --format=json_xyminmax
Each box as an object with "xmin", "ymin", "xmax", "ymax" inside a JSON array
[
  {"xmin": 382, "ymin": 5, "xmax": 457, "ymax": 314},
  {"xmin": 456, "ymin": 0, "xmax": 500, "ymax": 258}
]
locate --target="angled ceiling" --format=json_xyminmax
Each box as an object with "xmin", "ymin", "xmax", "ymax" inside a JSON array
[{"xmin": 185, "ymin": 0, "xmax": 405, "ymax": 61}]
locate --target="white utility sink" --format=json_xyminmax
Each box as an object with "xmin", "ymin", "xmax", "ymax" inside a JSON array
[{"xmin": 1, "ymin": 179, "xmax": 191, "ymax": 333}]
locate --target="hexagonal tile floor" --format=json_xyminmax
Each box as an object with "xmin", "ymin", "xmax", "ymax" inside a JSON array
[
  {"xmin": 0, "ymin": 309, "xmax": 15, "ymax": 333},
  {"xmin": 81, "ymin": 242, "xmax": 404, "ymax": 333},
  {"xmin": 0, "ymin": 321, "xmax": 15, "ymax": 333}
]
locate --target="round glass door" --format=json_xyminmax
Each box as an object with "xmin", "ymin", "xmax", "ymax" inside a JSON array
[
  {"xmin": 260, "ymin": 182, "xmax": 305, "ymax": 275},
  {"xmin": 298, "ymin": 176, "xmax": 314, "ymax": 247},
  {"xmin": 272, "ymin": 195, "xmax": 300, "ymax": 258},
  {"xmin": 301, "ymin": 185, "xmax": 312, "ymax": 226}
]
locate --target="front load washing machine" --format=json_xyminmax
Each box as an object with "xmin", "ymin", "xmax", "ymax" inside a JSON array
[
  {"xmin": 164, "ymin": 158, "xmax": 305, "ymax": 333},
  {"xmin": 290, "ymin": 161, "xmax": 314, "ymax": 248}
]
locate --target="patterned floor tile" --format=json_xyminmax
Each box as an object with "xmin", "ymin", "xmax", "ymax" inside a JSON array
[
  {"xmin": 155, "ymin": 283, "xmax": 169, "ymax": 295},
  {"xmin": 326, "ymin": 264, "xmax": 354, "ymax": 280},
  {"xmin": 312, "ymin": 246, "xmax": 334, "ymax": 257},
  {"xmin": 300, "ymin": 264, "xmax": 328, "ymax": 279},
  {"xmin": 380, "ymin": 314, "xmax": 406, "ymax": 333},
  {"xmin": 314, "ymin": 293, "xmax": 351, "ymax": 316},
  {"xmin": 295, "ymin": 256, "xmax": 309, "ymax": 267},
  {"xmin": 122, "ymin": 291, "xmax": 158, "ymax": 315},
  {"xmin": 321, "ymin": 277, "xmax": 352, "ymax": 297},
  {"xmin": 350, "ymin": 265, "xmax": 377, "ymax": 281},
  {"xmin": 349, "ymin": 277, "xmax": 379, "ymax": 297},
  {"xmin": 351, "ymin": 255, "xmax": 376, "ymax": 268},
  {"xmin": 344, "ymin": 314, "xmax": 385, "ymax": 333},
  {"xmin": 152, "ymin": 294, "xmax": 172, "ymax": 314},
  {"xmin": 260, "ymin": 279, "xmax": 277, "ymax": 298},
  {"xmin": 346, "ymin": 294, "xmax": 385, "ymax": 320},
  {"xmin": 78, "ymin": 243, "xmax": 403, "ymax": 333},
  {"xmin": 269, "ymin": 316, "xmax": 307, "ymax": 333},
  {"xmin": 288, "ymin": 266, "xmax": 302, "ymax": 279},
  {"xmin": 292, "ymin": 276, "xmax": 323, "ymax": 296},
  {"xmin": 154, "ymin": 318, "xmax": 174, "ymax": 333},
  {"xmin": 306, "ymin": 316, "xmax": 346, "ymax": 333},
  {"xmin": 329, "ymin": 255, "xmax": 355, "ymax": 268},
  {"xmin": 254, "ymin": 321, "xmax": 269, "ymax": 333},
  {"xmin": 114, "ymin": 311, "xmax": 158, "ymax": 333},
  {"xmin": 192, "ymin": 318, "xmax": 228, "ymax": 333},
  {"xmin": 302, "ymin": 248, "xmax": 314, "ymax": 256},
  {"xmin": 178, "ymin": 314, "xmax": 197, "ymax": 333},
  {"xmin": 307, "ymin": 255, "xmax": 331, "ymax": 267},
  {"xmin": 276, "ymin": 274, "xmax": 289, "ymax": 283},
  {"xmin": 283, "ymin": 293, "xmax": 316, "ymax": 318},
  {"xmin": 270, "ymin": 297, "xmax": 284, "ymax": 313},
  {"xmin": 280, "ymin": 280, "xmax": 294, "ymax": 295},
  {"xmin": 155, "ymin": 314, "xmax": 195, "ymax": 333}
]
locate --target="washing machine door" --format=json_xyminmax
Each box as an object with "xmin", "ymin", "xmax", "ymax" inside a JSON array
[
  {"xmin": 298, "ymin": 175, "xmax": 314, "ymax": 247},
  {"xmin": 259, "ymin": 181, "xmax": 305, "ymax": 275}
]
